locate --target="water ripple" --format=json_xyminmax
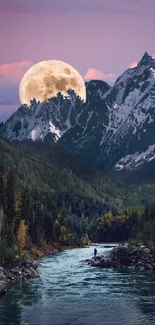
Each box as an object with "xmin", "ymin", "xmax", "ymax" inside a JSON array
[{"xmin": 1, "ymin": 245, "xmax": 155, "ymax": 325}]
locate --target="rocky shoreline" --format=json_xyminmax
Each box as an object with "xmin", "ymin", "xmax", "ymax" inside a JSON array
[
  {"xmin": 0, "ymin": 259, "xmax": 38, "ymax": 297},
  {"xmin": 88, "ymin": 245, "xmax": 155, "ymax": 270}
]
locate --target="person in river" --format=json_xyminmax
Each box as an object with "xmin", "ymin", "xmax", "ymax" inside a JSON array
[{"xmin": 94, "ymin": 248, "xmax": 97, "ymax": 257}]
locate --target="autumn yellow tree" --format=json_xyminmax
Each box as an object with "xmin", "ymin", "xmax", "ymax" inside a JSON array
[
  {"xmin": 17, "ymin": 219, "xmax": 27, "ymax": 257},
  {"xmin": 81, "ymin": 234, "xmax": 89, "ymax": 246},
  {"xmin": 59, "ymin": 226, "xmax": 68, "ymax": 243}
]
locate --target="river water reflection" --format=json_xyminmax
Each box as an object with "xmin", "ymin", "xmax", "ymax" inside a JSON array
[{"xmin": 1, "ymin": 244, "xmax": 155, "ymax": 325}]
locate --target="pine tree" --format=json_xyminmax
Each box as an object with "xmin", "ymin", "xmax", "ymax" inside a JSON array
[
  {"xmin": 5, "ymin": 170, "xmax": 15, "ymax": 226},
  {"xmin": 14, "ymin": 183, "xmax": 22, "ymax": 231},
  {"xmin": 0, "ymin": 165, "xmax": 4, "ymax": 207},
  {"xmin": 0, "ymin": 208, "xmax": 3, "ymax": 242},
  {"xmin": 54, "ymin": 219, "xmax": 61, "ymax": 240}
]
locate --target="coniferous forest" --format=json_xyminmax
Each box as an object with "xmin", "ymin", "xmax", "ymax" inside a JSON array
[{"xmin": 1, "ymin": 138, "xmax": 155, "ymax": 265}]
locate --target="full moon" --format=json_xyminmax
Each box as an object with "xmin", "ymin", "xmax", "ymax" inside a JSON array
[{"xmin": 19, "ymin": 60, "xmax": 86, "ymax": 106}]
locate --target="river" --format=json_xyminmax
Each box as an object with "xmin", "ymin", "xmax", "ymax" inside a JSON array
[{"xmin": 1, "ymin": 244, "xmax": 155, "ymax": 325}]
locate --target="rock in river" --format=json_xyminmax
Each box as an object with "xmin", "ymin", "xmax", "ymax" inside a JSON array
[{"xmin": 88, "ymin": 245, "xmax": 155, "ymax": 270}]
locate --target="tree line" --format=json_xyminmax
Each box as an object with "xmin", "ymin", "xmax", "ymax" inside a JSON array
[{"xmin": 1, "ymin": 163, "xmax": 155, "ymax": 266}]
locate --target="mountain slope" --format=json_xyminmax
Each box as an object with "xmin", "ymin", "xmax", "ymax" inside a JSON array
[
  {"xmin": 0, "ymin": 81, "xmax": 110, "ymax": 144},
  {"xmin": 59, "ymin": 52, "xmax": 155, "ymax": 169},
  {"xmin": 97, "ymin": 52, "xmax": 155, "ymax": 169},
  {"xmin": 0, "ymin": 90, "xmax": 85, "ymax": 142},
  {"xmin": 2, "ymin": 138, "xmax": 155, "ymax": 208},
  {"xmin": 0, "ymin": 138, "xmax": 122, "ymax": 208}
]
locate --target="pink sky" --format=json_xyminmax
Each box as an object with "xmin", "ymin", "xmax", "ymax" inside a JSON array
[{"xmin": 0, "ymin": 0, "xmax": 155, "ymax": 121}]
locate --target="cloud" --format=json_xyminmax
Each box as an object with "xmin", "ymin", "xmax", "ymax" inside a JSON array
[
  {"xmin": 129, "ymin": 61, "xmax": 138, "ymax": 68},
  {"xmin": 84, "ymin": 68, "xmax": 116, "ymax": 81},
  {"xmin": 152, "ymin": 54, "xmax": 155, "ymax": 58},
  {"xmin": 0, "ymin": 60, "xmax": 32, "ymax": 84}
]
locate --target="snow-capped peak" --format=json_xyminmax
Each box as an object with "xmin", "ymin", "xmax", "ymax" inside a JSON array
[
  {"xmin": 137, "ymin": 52, "xmax": 155, "ymax": 68},
  {"xmin": 0, "ymin": 91, "xmax": 84, "ymax": 142},
  {"xmin": 1, "ymin": 51, "xmax": 155, "ymax": 171}
]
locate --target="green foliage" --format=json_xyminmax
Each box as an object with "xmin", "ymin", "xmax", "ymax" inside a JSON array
[
  {"xmin": 4, "ymin": 248, "xmax": 16, "ymax": 266},
  {"xmin": 1, "ymin": 138, "xmax": 155, "ymax": 262},
  {"xmin": 0, "ymin": 242, "xmax": 16, "ymax": 267}
]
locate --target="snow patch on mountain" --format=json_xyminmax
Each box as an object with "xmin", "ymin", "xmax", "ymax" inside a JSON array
[
  {"xmin": 0, "ymin": 92, "xmax": 84, "ymax": 142},
  {"xmin": 49, "ymin": 121, "xmax": 64, "ymax": 141},
  {"xmin": 31, "ymin": 127, "xmax": 41, "ymax": 141},
  {"xmin": 115, "ymin": 143, "xmax": 155, "ymax": 170}
]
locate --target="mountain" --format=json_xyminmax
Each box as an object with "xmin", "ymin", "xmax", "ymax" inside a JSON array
[
  {"xmin": 59, "ymin": 52, "xmax": 155, "ymax": 169},
  {"xmin": 0, "ymin": 122, "xmax": 4, "ymax": 131},
  {"xmin": 0, "ymin": 90, "xmax": 85, "ymax": 142},
  {"xmin": 1, "ymin": 52, "xmax": 155, "ymax": 170},
  {"xmin": 0, "ymin": 80, "xmax": 110, "ymax": 143},
  {"xmin": 100, "ymin": 52, "xmax": 155, "ymax": 170}
]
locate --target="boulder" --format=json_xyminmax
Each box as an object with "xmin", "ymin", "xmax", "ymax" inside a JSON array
[
  {"xmin": 22, "ymin": 266, "xmax": 38, "ymax": 279},
  {"xmin": 127, "ymin": 266, "xmax": 136, "ymax": 269},
  {"xmin": 0, "ymin": 271, "xmax": 7, "ymax": 281},
  {"xmin": 0, "ymin": 257, "xmax": 39, "ymax": 290},
  {"xmin": 135, "ymin": 262, "xmax": 144, "ymax": 268},
  {"xmin": 22, "ymin": 259, "xmax": 38, "ymax": 270},
  {"xmin": 0, "ymin": 281, "xmax": 7, "ymax": 296},
  {"xmin": 146, "ymin": 264, "xmax": 153, "ymax": 270},
  {"xmin": 87, "ymin": 245, "xmax": 155, "ymax": 270}
]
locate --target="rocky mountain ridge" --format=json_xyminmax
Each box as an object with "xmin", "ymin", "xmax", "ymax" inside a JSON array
[{"xmin": 1, "ymin": 52, "xmax": 155, "ymax": 170}]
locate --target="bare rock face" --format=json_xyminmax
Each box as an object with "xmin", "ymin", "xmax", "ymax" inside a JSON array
[{"xmin": 88, "ymin": 245, "xmax": 155, "ymax": 270}]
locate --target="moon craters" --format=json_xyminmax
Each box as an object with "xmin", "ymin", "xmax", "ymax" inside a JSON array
[
  {"xmin": 70, "ymin": 78, "xmax": 78, "ymax": 88},
  {"xmin": 64, "ymin": 68, "xmax": 71, "ymax": 75},
  {"xmin": 19, "ymin": 60, "xmax": 86, "ymax": 105},
  {"xmin": 56, "ymin": 78, "xmax": 68, "ymax": 91},
  {"xmin": 25, "ymin": 79, "xmax": 42, "ymax": 101}
]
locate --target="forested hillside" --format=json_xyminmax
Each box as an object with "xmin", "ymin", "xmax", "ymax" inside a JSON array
[{"xmin": 1, "ymin": 138, "xmax": 155, "ymax": 265}]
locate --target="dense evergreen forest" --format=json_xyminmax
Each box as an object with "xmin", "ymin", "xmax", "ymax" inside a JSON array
[{"xmin": 1, "ymin": 138, "xmax": 155, "ymax": 265}]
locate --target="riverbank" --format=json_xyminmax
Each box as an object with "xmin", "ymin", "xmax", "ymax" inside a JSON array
[
  {"xmin": 0, "ymin": 242, "xmax": 90, "ymax": 297},
  {"xmin": 1, "ymin": 244, "xmax": 155, "ymax": 325},
  {"xmin": 0, "ymin": 259, "xmax": 38, "ymax": 297},
  {"xmin": 26, "ymin": 241, "xmax": 91, "ymax": 259},
  {"xmin": 0, "ymin": 243, "xmax": 63, "ymax": 297},
  {"xmin": 88, "ymin": 244, "xmax": 155, "ymax": 270}
]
